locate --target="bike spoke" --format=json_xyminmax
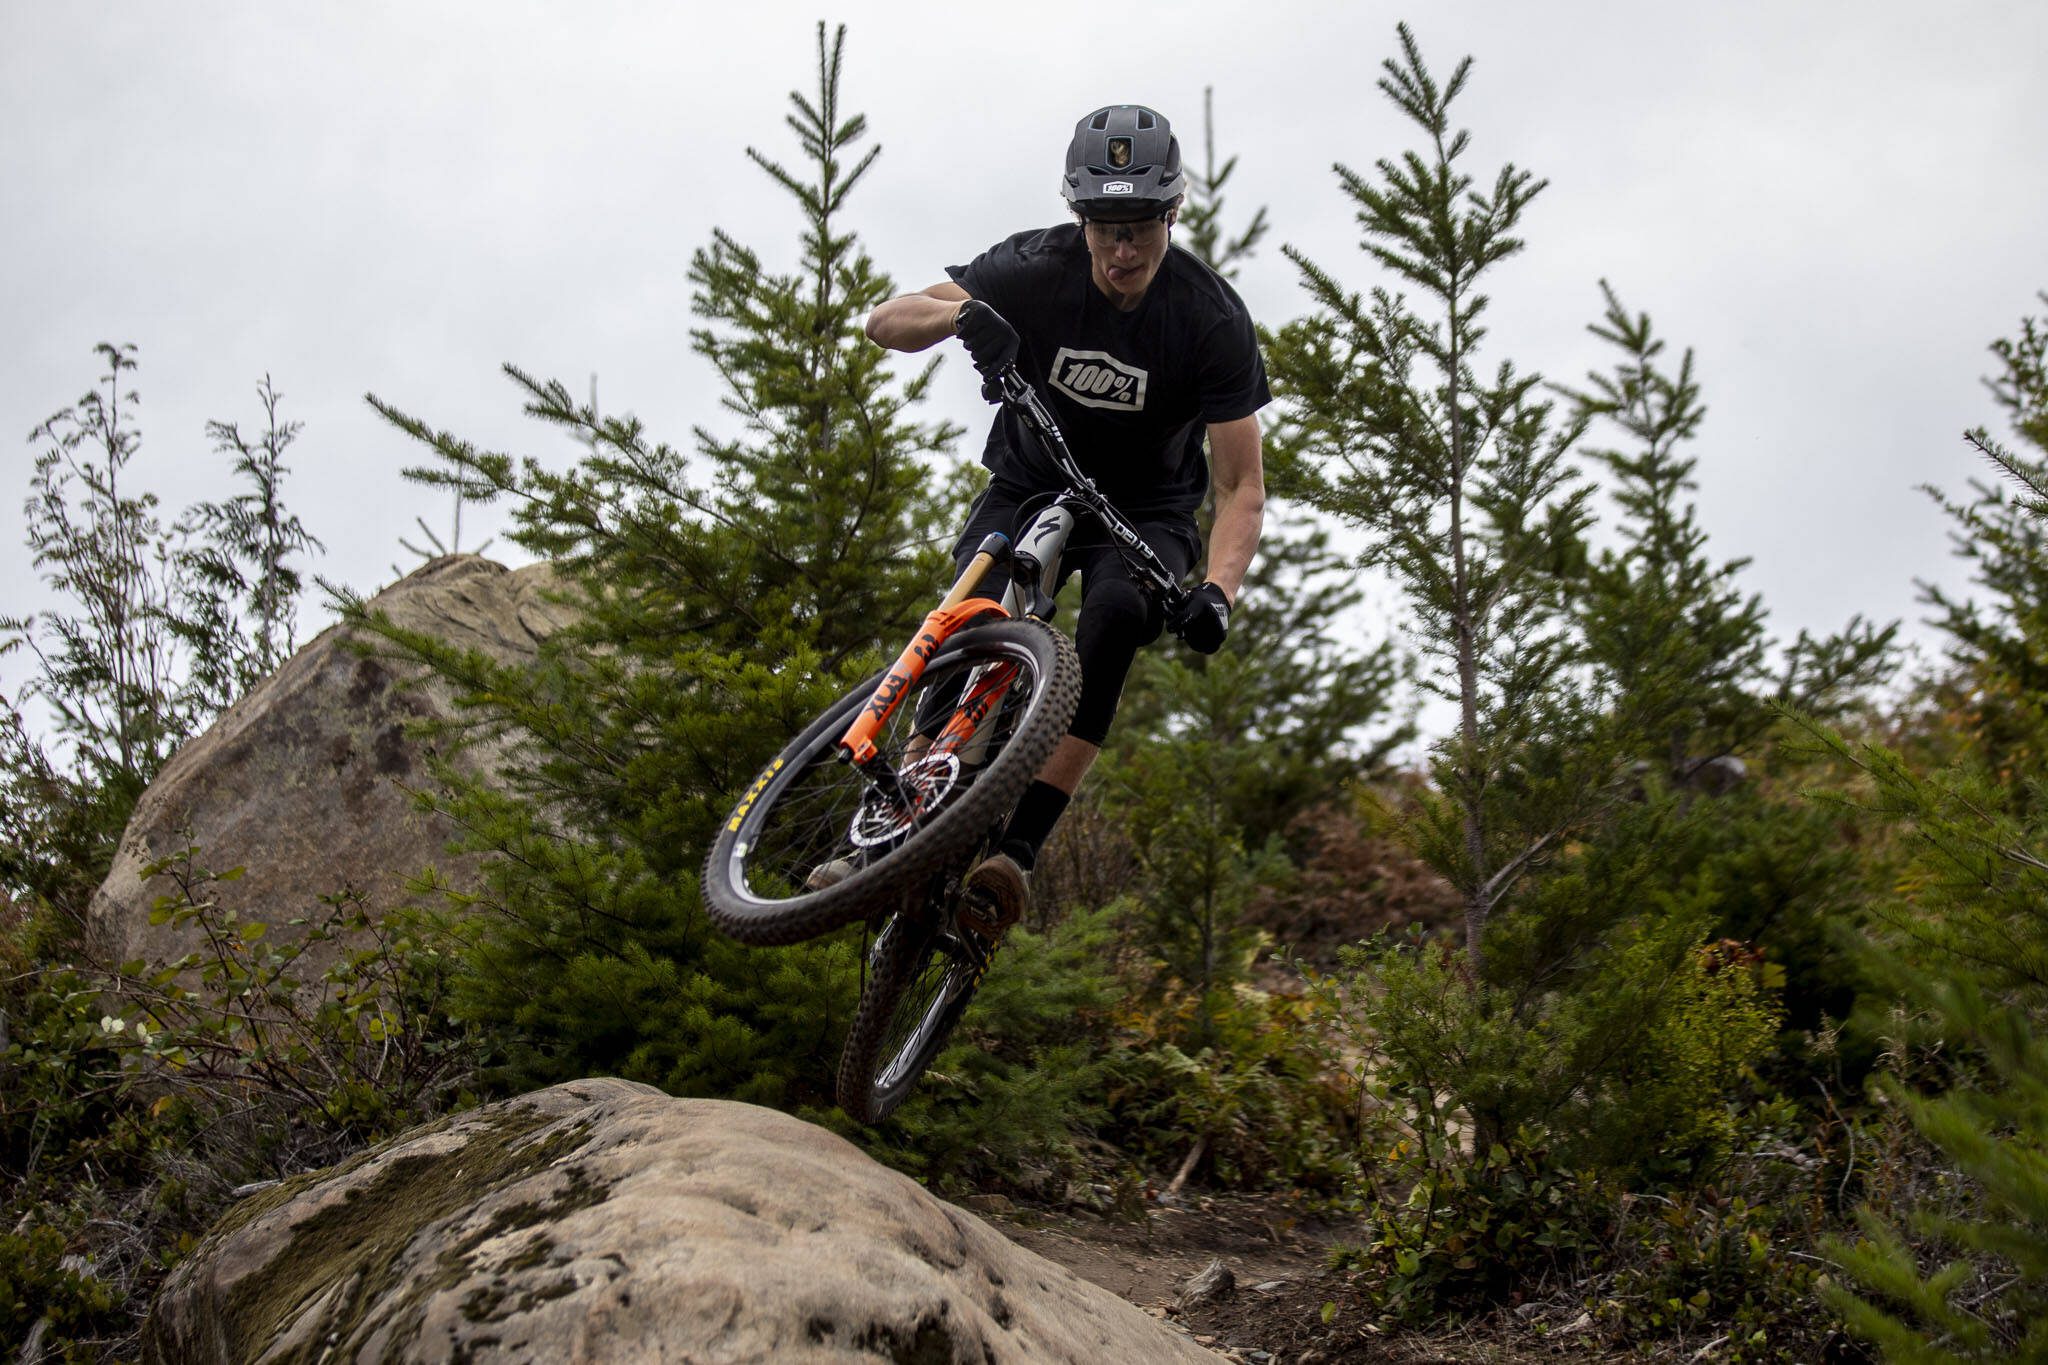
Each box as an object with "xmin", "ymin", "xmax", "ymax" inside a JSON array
[{"xmin": 734, "ymin": 652, "xmax": 1031, "ymax": 902}]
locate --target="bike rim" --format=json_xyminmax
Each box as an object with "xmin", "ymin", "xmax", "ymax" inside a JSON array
[
  {"xmin": 874, "ymin": 933, "xmax": 977, "ymax": 1096},
  {"xmin": 723, "ymin": 639, "xmax": 1043, "ymax": 909}
]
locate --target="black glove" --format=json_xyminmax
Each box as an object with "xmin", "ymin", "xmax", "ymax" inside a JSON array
[
  {"xmin": 953, "ymin": 300, "xmax": 1019, "ymax": 390},
  {"xmin": 1170, "ymin": 582, "xmax": 1232, "ymax": 655}
]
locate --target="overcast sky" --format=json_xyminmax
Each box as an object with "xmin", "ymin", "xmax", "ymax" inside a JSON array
[{"xmin": 5, "ymin": 2, "xmax": 2045, "ymax": 723}]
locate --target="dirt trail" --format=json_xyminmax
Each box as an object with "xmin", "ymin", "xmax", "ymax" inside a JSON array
[
  {"xmin": 984, "ymin": 1193, "xmax": 1351, "ymax": 1362},
  {"xmin": 986, "ymin": 1193, "xmax": 1632, "ymax": 1363}
]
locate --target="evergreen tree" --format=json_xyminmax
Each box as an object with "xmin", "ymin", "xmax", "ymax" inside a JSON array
[
  {"xmin": 1541, "ymin": 285, "xmax": 1895, "ymax": 1042},
  {"xmin": 1093, "ymin": 91, "xmax": 1408, "ymax": 1021},
  {"xmin": 1561, "ymin": 281, "xmax": 1893, "ymax": 778},
  {"xmin": 1265, "ymin": 25, "xmax": 1599, "ymax": 966},
  {"xmin": 1176, "ymin": 86, "xmax": 1269, "ymax": 283},
  {"xmin": 1919, "ymin": 290, "xmax": 2048, "ymax": 796},
  {"xmin": 177, "ymin": 376, "xmax": 324, "ymax": 714},
  {"xmin": 350, "ymin": 28, "xmax": 1102, "ymax": 1154},
  {"xmin": 1262, "ymin": 35, "xmax": 1797, "ymax": 1197},
  {"xmin": 1115, "ymin": 86, "xmax": 1410, "ymax": 856},
  {"xmin": 1811, "ymin": 293, "xmax": 2048, "ymax": 1358},
  {"xmin": 683, "ymin": 27, "xmax": 960, "ymax": 667}
]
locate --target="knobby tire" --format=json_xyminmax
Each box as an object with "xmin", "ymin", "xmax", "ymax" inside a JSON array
[
  {"xmin": 702, "ymin": 619, "xmax": 1079, "ymax": 946},
  {"xmin": 837, "ymin": 905, "xmax": 986, "ymax": 1123}
]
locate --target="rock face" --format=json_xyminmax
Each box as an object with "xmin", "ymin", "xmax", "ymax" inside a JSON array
[
  {"xmin": 87, "ymin": 555, "xmax": 572, "ymax": 978},
  {"xmin": 143, "ymin": 1078, "xmax": 1219, "ymax": 1364}
]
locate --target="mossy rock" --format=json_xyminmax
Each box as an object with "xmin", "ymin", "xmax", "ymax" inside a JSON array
[{"xmin": 142, "ymin": 1078, "xmax": 1218, "ymax": 1363}]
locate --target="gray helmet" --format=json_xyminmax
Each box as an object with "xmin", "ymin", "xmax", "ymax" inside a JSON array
[{"xmin": 1062, "ymin": 105, "xmax": 1185, "ymax": 221}]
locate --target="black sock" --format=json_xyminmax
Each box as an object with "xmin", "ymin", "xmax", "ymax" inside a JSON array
[{"xmin": 1001, "ymin": 780, "xmax": 1071, "ymax": 871}]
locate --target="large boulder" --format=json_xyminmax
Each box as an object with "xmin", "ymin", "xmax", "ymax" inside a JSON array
[
  {"xmin": 142, "ymin": 1078, "xmax": 1220, "ymax": 1364},
  {"xmin": 87, "ymin": 555, "xmax": 573, "ymax": 978}
]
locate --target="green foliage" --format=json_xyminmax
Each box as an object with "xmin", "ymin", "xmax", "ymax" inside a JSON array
[
  {"xmin": 1177, "ymin": 86, "xmax": 1270, "ymax": 281},
  {"xmin": 1105, "ymin": 983, "xmax": 1357, "ymax": 1193},
  {"xmin": 873, "ymin": 908, "xmax": 1121, "ymax": 1185},
  {"xmin": 1, "ymin": 346, "xmax": 319, "ymax": 921},
  {"xmin": 1, "ymin": 847, "xmax": 477, "ymax": 1358},
  {"xmin": 1918, "ymin": 292, "xmax": 2048, "ymax": 795},
  {"xmin": 1265, "ymin": 24, "xmax": 1601, "ymax": 961},
  {"xmin": 0, "ymin": 1224, "xmax": 121, "ymax": 1351},
  {"xmin": 1328, "ymin": 899, "xmax": 1780, "ymax": 1188},
  {"xmin": 1333, "ymin": 1134, "xmax": 1609, "ymax": 1321},
  {"xmin": 1822, "ymin": 981, "xmax": 2048, "ymax": 1361},
  {"xmin": 1560, "ymin": 282, "xmax": 1893, "ymax": 778},
  {"xmin": 116, "ymin": 846, "xmax": 480, "ymax": 1139},
  {"xmin": 1103, "ymin": 655, "xmax": 1295, "ymax": 1015},
  {"xmin": 1537, "ymin": 284, "xmax": 1893, "ymax": 1069},
  {"xmin": 5, "ymin": 344, "xmax": 190, "ymax": 797},
  {"xmin": 174, "ymin": 376, "xmax": 324, "ymax": 712},
  {"xmin": 681, "ymin": 23, "xmax": 961, "ymax": 669},
  {"xmin": 1800, "ymin": 722, "xmax": 2048, "ymax": 1357},
  {"xmin": 1332, "ymin": 1100, "xmax": 1833, "ymax": 1353},
  {"xmin": 344, "ymin": 24, "xmax": 999, "ymax": 1129},
  {"xmin": 1108, "ymin": 80, "xmax": 1410, "ymax": 1020},
  {"xmin": 1115, "ymin": 508, "xmax": 1412, "ymax": 856},
  {"xmin": 1805, "ymin": 296, "xmax": 2048, "ymax": 1360}
]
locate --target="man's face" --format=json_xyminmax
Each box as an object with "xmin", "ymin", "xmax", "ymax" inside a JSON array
[{"xmin": 1083, "ymin": 214, "xmax": 1172, "ymax": 310}]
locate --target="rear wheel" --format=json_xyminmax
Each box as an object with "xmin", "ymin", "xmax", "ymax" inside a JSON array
[
  {"xmin": 837, "ymin": 902, "xmax": 989, "ymax": 1123},
  {"xmin": 702, "ymin": 619, "xmax": 1078, "ymax": 946}
]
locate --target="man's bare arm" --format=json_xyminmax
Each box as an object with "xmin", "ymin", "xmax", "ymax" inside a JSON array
[
  {"xmin": 1204, "ymin": 415, "xmax": 1266, "ymax": 606},
  {"xmin": 865, "ymin": 281, "xmax": 971, "ymax": 352}
]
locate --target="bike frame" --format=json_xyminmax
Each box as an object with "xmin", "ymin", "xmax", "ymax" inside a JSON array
[{"xmin": 832, "ymin": 364, "xmax": 1193, "ymax": 781}]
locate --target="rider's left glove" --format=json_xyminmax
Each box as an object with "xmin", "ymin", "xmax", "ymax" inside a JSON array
[{"xmin": 1171, "ymin": 582, "xmax": 1232, "ymax": 655}]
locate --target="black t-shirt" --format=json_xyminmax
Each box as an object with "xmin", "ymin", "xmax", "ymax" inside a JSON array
[{"xmin": 947, "ymin": 224, "xmax": 1270, "ymax": 519}]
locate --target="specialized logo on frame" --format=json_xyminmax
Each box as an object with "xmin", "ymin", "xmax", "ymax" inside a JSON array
[{"xmin": 1049, "ymin": 348, "xmax": 1148, "ymax": 412}]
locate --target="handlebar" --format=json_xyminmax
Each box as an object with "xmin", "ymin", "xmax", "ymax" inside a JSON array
[{"xmin": 985, "ymin": 364, "xmax": 1192, "ymax": 621}]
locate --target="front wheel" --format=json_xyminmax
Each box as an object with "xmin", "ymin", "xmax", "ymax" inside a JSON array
[
  {"xmin": 837, "ymin": 906, "xmax": 989, "ymax": 1123},
  {"xmin": 702, "ymin": 619, "xmax": 1079, "ymax": 946}
]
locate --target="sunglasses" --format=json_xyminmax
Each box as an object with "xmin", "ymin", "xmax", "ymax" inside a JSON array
[{"xmin": 1082, "ymin": 217, "xmax": 1169, "ymax": 247}]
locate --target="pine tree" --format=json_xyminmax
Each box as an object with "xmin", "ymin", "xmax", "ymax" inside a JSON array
[
  {"xmin": 1561, "ymin": 281, "xmax": 1893, "ymax": 779},
  {"xmin": 1094, "ymin": 91, "xmax": 1407, "ymax": 1020},
  {"xmin": 177, "ymin": 376, "xmax": 324, "ymax": 713},
  {"xmin": 1810, "ymin": 293, "xmax": 2048, "ymax": 1358},
  {"xmin": 1919, "ymin": 290, "xmax": 2048, "ymax": 797},
  {"xmin": 1539, "ymin": 285, "xmax": 1897, "ymax": 1040},
  {"xmin": 1115, "ymin": 87, "xmax": 1410, "ymax": 855},
  {"xmin": 1264, "ymin": 33, "xmax": 1799, "ymax": 1189},
  {"xmin": 1265, "ymin": 26, "xmax": 1599, "ymax": 967},
  {"xmin": 683, "ymin": 25, "xmax": 960, "ymax": 668},
  {"xmin": 350, "ymin": 29, "xmax": 1115, "ymax": 1148},
  {"xmin": 1177, "ymin": 87, "xmax": 1269, "ymax": 283}
]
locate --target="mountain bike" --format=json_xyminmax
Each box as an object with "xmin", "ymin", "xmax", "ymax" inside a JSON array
[{"xmin": 702, "ymin": 362, "xmax": 1192, "ymax": 1122}]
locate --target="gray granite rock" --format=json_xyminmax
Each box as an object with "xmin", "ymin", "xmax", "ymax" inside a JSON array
[{"xmin": 87, "ymin": 555, "xmax": 571, "ymax": 981}]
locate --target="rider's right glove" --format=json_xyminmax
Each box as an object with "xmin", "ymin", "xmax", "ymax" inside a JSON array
[
  {"xmin": 1170, "ymin": 582, "xmax": 1232, "ymax": 655},
  {"xmin": 954, "ymin": 300, "xmax": 1019, "ymax": 394}
]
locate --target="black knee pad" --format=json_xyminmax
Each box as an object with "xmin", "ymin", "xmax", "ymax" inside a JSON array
[{"xmin": 1083, "ymin": 576, "xmax": 1163, "ymax": 646}]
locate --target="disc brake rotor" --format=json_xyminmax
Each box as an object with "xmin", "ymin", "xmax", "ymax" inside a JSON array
[{"xmin": 848, "ymin": 753, "xmax": 962, "ymax": 848}]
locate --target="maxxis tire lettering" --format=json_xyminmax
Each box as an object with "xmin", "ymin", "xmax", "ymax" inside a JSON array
[{"xmin": 701, "ymin": 621, "xmax": 1081, "ymax": 946}]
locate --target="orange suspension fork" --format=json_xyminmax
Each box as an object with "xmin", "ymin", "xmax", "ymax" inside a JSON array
[{"xmin": 837, "ymin": 537, "xmax": 1012, "ymax": 766}]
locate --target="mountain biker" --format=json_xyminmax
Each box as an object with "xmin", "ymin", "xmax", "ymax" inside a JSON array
[{"xmin": 862, "ymin": 103, "xmax": 1269, "ymax": 933}]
